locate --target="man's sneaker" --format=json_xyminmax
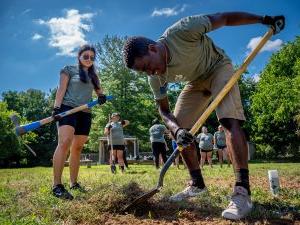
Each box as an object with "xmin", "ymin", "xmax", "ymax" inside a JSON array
[
  {"xmin": 222, "ymin": 186, "xmax": 253, "ymax": 220},
  {"xmin": 70, "ymin": 182, "xmax": 87, "ymax": 193},
  {"xmin": 169, "ymin": 185, "xmax": 207, "ymax": 202},
  {"xmin": 52, "ymin": 184, "xmax": 74, "ymax": 200}
]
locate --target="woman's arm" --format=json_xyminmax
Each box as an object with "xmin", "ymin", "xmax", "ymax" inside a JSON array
[
  {"xmin": 104, "ymin": 127, "xmax": 110, "ymax": 136},
  {"xmin": 94, "ymin": 86, "xmax": 104, "ymax": 96},
  {"xmin": 122, "ymin": 120, "xmax": 130, "ymax": 127},
  {"xmin": 54, "ymin": 73, "xmax": 69, "ymax": 108}
]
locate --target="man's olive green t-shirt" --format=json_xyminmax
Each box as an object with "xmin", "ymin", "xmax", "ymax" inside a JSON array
[
  {"xmin": 61, "ymin": 65, "xmax": 94, "ymax": 108},
  {"xmin": 148, "ymin": 15, "xmax": 231, "ymax": 100}
]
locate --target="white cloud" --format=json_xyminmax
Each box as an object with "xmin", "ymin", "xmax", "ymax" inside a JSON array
[
  {"xmin": 32, "ymin": 33, "xmax": 43, "ymax": 40},
  {"xmin": 252, "ymin": 73, "xmax": 261, "ymax": 82},
  {"xmin": 36, "ymin": 9, "xmax": 95, "ymax": 56},
  {"xmin": 247, "ymin": 36, "xmax": 283, "ymax": 53},
  {"xmin": 151, "ymin": 4, "xmax": 187, "ymax": 17}
]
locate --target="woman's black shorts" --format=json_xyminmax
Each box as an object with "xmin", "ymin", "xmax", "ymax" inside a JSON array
[
  {"xmin": 217, "ymin": 144, "xmax": 227, "ymax": 150},
  {"xmin": 200, "ymin": 149, "xmax": 213, "ymax": 153},
  {"xmin": 58, "ymin": 104, "xmax": 92, "ymax": 136},
  {"xmin": 108, "ymin": 145, "xmax": 125, "ymax": 151}
]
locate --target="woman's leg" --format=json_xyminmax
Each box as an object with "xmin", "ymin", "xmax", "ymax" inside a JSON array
[
  {"xmin": 200, "ymin": 151, "xmax": 206, "ymax": 169},
  {"xmin": 116, "ymin": 150, "xmax": 124, "ymax": 172},
  {"xmin": 207, "ymin": 151, "xmax": 213, "ymax": 168},
  {"xmin": 53, "ymin": 125, "xmax": 74, "ymax": 186},
  {"xmin": 123, "ymin": 150, "xmax": 129, "ymax": 168},
  {"xmin": 218, "ymin": 149, "xmax": 223, "ymax": 167},
  {"xmin": 224, "ymin": 147, "xmax": 231, "ymax": 167},
  {"xmin": 69, "ymin": 135, "xmax": 88, "ymax": 186},
  {"xmin": 152, "ymin": 142, "xmax": 160, "ymax": 169}
]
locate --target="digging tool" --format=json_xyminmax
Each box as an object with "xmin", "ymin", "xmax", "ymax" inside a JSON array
[
  {"xmin": 14, "ymin": 95, "xmax": 114, "ymax": 136},
  {"xmin": 10, "ymin": 114, "xmax": 37, "ymax": 156},
  {"xmin": 122, "ymin": 28, "xmax": 274, "ymax": 212}
]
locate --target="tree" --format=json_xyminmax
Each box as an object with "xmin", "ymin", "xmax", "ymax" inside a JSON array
[
  {"xmin": 250, "ymin": 36, "xmax": 300, "ymax": 158},
  {"xmin": 0, "ymin": 102, "xmax": 36, "ymax": 167},
  {"xmin": 2, "ymin": 89, "xmax": 57, "ymax": 165},
  {"xmin": 88, "ymin": 36, "xmax": 158, "ymax": 152}
]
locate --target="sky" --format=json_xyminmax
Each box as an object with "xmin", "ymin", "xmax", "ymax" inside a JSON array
[{"xmin": 0, "ymin": 0, "xmax": 299, "ymax": 94}]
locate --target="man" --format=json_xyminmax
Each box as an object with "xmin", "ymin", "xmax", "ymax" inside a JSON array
[{"xmin": 123, "ymin": 12, "xmax": 284, "ymax": 220}]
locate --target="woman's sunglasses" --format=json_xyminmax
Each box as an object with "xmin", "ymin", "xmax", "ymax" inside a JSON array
[{"xmin": 80, "ymin": 54, "xmax": 95, "ymax": 61}]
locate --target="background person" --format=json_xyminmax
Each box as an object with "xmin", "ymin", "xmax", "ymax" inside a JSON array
[
  {"xmin": 149, "ymin": 118, "xmax": 168, "ymax": 169},
  {"xmin": 104, "ymin": 113, "xmax": 129, "ymax": 173},
  {"xmin": 197, "ymin": 126, "xmax": 214, "ymax": 168},
  {"xmin": 52, "ymin": 44, "xmax": 107, "ymax": 200},
  {"xmin": 214, "ymin": 125, "xmax": 230, "ymax": 167}
]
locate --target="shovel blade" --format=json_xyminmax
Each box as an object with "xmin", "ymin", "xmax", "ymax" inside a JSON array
[{"xmin": 122, "ymin": 188, "xmax": 160, "ymax": 212}]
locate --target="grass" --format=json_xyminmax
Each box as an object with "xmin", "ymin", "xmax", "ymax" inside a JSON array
[{"xmin": 0, "ymin": 162, "xmax": 299, "ymax": 225}]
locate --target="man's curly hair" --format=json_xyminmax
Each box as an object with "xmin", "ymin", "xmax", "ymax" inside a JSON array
[{"xmin": 123, "ymin": 36, "xmax": 156, "ymax": 69}]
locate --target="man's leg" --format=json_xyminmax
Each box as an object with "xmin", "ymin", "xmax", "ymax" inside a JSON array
[
  {"xmin": 210, "ymin": 64, "xmax": 252, "ymax": 219},
  {"xmin": 220, "ymin": 118, "xmax": 249, "ymax": 192},
  {"xmin": 174, "ymin": 80, "xmax": 211, "ymax": 189}
]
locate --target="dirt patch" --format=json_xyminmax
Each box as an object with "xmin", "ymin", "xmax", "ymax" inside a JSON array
[{"xmin": 81, "ymin": 182, "xmax": 299, "ymax": 225}]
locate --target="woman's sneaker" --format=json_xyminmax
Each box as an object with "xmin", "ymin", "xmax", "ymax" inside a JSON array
[
  {"xmin": 222, "ymin": 186, "xmax": 253, "ymax": 220},
  {"xmin": 111, "ymin": 164, "xmax": 116, "ymax": 174},
  {"xmin": 169, "ymin": 185, "xmax": 207, "ymax": 202},
  {"xmin": 70, "ymin": 182, "xmax": 87, "ymax": 193},
  {"xmin": 52, "ymin": 184, "xmax": 74, "ymax": 200}
]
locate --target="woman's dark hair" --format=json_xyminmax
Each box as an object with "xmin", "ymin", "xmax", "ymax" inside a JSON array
[{"xmin": 78, "ymin": 44, "xmax": 100, "ymax": 90}]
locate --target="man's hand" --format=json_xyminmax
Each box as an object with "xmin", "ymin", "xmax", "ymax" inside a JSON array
[
  {"xmin": 175, "ymin": 128, "xmax": 194, "ymax": 147},
  {"xmin": 52, "ymin": 107, "xmax": 62, "ymax": 121},
  {"xmin": 262, "ymin": 15, "xmax": 285, "ymax": 34},
  {"xmin": 98, "ymin": 94, "xmax": 107, "ymax": 105}
]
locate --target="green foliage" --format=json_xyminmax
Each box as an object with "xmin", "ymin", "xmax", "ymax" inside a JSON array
[
  {"xmin": 251, "ymin": 36, "xmax": 300, "ymax": 158},
  {"xmin": 2, "ymin": 89, "xmax": 57, "ymax": 166},
  {"xmin": 239, "ymin": 75, "xmax": 257, "ymax": 139},
  {"xmin": 0, "ymin": 102, "xmax": 21, "ymax": 162},
  {"xmin": 0, "ymin": 102, "xmax": 36, "ymax": 166}
]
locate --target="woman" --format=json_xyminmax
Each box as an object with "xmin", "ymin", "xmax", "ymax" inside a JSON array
[
  {"xmin": 197, "ymin": 126, "xmax": 214, "ymax": 168},
  {"xmin": 52, "ymin": 45, "xmax": 107, "ymax": 200},
  {"xmin": 214, "ymin": 125, "xmax": 231, "ymax": 167},
  {"xmin": 149, "ymin": 118, "xmax": 168, "ymax": 169},
  {"xmin": 104, "ymin": 113, "xmax": 129, "ymax": 173}
]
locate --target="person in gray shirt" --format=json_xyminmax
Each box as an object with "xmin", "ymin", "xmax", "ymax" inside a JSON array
[
  {"xmin": 104, "ymin": 113, "xmax": 129, "ymax": 173},
  {"xmin": 214, "ymin": 125, "xmax": 231, "ymax": 168},
  {"xmin": 196, "ymin": 126, "xmax": 214, "ymax": 168},
  {"xmin": 149, "ymin": 118, "xmax": 168, "ymax": 169},
  {"xmin": 51, "ymin": 45, "xmax": 107, "ymax": 200}
]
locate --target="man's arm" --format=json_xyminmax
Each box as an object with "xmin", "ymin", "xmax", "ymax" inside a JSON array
[
  {"xmin": 156, "ymin": 97, "xmax": 180, "ymax": 136},
  {"xmin": 207, "ymin": 12, "xmax": 284, "ymax": 33},
  {"xmin": 157, "ymin": 97, "xmax": 195, "ymax": 147}
]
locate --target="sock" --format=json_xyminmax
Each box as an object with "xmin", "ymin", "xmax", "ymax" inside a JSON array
[
  {"xmin": 120, "ymin": 165, "xmax": 125, "ymax": 172},
  {"xmin": 189, "ymin": 169, "xmax": 205, "ymax": 189},
  {"xmin": 235, "ymin": 168, "xmax": 251, "ymax": 195}
]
